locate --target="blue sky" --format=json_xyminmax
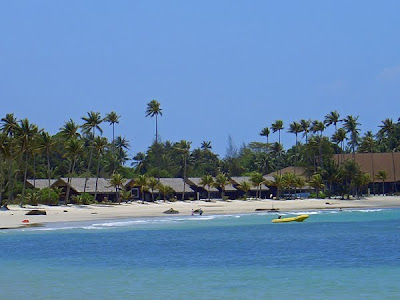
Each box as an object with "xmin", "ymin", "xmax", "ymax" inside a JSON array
[{"xmin": 1, "ymin": 1, "xmax": 399, "ymax": 159}]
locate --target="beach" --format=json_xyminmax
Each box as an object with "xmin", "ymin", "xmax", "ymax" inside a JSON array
[{"xmin": 1, "ymin": 195, "xmax": 400, "ymax": 229}]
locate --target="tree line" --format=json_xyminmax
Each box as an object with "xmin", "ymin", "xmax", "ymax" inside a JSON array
[{"xmin": 0, "ymin": 101, "xmax": 399, "ymax": 205}]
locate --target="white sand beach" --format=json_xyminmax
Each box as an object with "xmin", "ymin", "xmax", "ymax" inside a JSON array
[{"xmin": 1, "ymin": 196, "xmax": 400, "ymax": 229}]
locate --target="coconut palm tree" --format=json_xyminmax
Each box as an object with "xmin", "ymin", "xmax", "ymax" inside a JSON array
[
  {"xmin": 1, "ymin": 113, "xmax": 18, "ymax": 137},
  {"xmin": 288, "ymin": 121, "xmax": 302, "ymax": 171},
  {"xmin": 93, "ymin": 137, "xmax": 109, "ymax": 201},
  {"xmin": 300, "ymin": 119, "xmax": 311, "ymax": 143},
  {"xmin": 324, "ymin": 111, "xmax": 341, "ymax": 134},
  {"xmin": 309, "ymin": 173, "xmax": 325, "ymax": 198},
  {"xmin": 214, "ymin": 173, "xmax": 229, "ymax": 200},
  {"xmin": 176, "ymin": 140, "xmax": 191, "ymax": 200},
  {"xmin": 201, "ymin": 141, "xmax": 212, "ymax": 151},
  {"xmin": 359, "ymin": 131, "xmax": 377, "ymax": 195},
  {"xmin": 64, "ymin": 138, "xmax": 84, "ymax": 204},
  {"xmin": 146, "ymin": 100, "xmax": 163, "ymax": 143},
  {"xmin": 250, "ymin": 172, "xmax": 266, "ymax": 199},
  {"xmin": 259, "ymin": 127, "xmax": 270, "ymax": 143},
  {"xmin": 270, "ymin": 173, "xmax": 284, "ymax": 199},
  {"xmin": 38, "ymin": 131, "xmax": 56, "ymax": 201},
  {"xmin": 109, "ymin": 173, "xmax": 124, "ymax": 204},
  {"xmin": 16, "ymin": 118, "xmax": 39, "ymax": 201},
  {"xmin": 148, "ymin": 177, "xmax": 159, "ymax": 202},
  {"xmin": 343, "ymin": 115, "xmax": 360, "ymax": 159},
  {"xmin": 271, "ymin": 120, "xmax": 284, "ymax": 144},
  {"xmin": 81, "ymin": 112, "xmax": 103, "ymax": 192},
  {"xmin": 104, "ymin": 111, "xmax": 120, "ymax": 172},
  {"xmin": 332, "ymin": 128, "xmax": 347, "ymax": 163},
  {"xmin": 59, "ymin": 119, "xmax": 80, "ymax": 140},
  {"xmin": 1, "ymin": 114, "xmax": 18, "ymax": 200},
  {"xmin": 310, "ymin": 120, "xmax": 325, "ymax": 167},
  {"xmin": 115, "ymin": 136, "xmax": 130, "ymax": 168},
  {"xmin": 199, "ymin": 174, "xmax": 214, "ymax": 201},
  {"xmin": 135, "ymin": 174, "xmax": 148, "ymax": 201},
  {"xmin": 158, "ymin": 183, "xmax": 173, "ymax": 201},
  {"xmin": 237, "ymin": 181, "xmax": 251, "ymax": 199},
  {"xmin": 378, "ymin": 118, "xmax": 397, "ymax": 192},
  {"xmin": 376, "ymin": 170, "xmax": 387, "ymax": 195}
]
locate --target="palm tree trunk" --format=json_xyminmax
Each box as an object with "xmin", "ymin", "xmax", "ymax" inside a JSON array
[
  {"xmin": 181, "ymin": 155, "xmax": 187, "ymax": 200},
  {"xmin": 371, "ymin": 151, "xmax": 375, "ymax": 195},
  {"xmin": 94, "ymin": 157, "xmax": 101, "ymax": 202},
  {"xmin": 65, "ymin": 159, "xmax": 76, "ymax": 205}
]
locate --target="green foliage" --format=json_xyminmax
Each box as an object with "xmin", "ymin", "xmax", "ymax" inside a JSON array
[
  {"xmin": 39, "ymin": 187, "xmax": 60, "ymax": 205},
  {"xmin": 73, "ymin": 192, "xmax": 94, "ymax": 205}
]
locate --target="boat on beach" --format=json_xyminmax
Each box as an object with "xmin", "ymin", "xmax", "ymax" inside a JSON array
[{"xmin": 272, "ymin": 214, "xmax": 309, "ymax": 223}]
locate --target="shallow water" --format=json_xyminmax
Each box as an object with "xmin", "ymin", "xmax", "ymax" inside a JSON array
[{"xmin": 1, "ymin": 209, "xmax": 400, "ymax": 299}]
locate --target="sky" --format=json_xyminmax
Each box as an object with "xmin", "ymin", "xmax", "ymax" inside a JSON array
[{"xmin": 1, "ymin": 0, "xmax": 400, "ymax": 160}]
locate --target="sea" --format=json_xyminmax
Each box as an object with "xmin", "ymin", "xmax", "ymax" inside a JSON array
[{"xmin": 1, "ymin": 208, "xmax": 400, "ymax": 300}]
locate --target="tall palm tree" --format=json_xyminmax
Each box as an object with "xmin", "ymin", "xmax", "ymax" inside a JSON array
[
  {"xmin": 378, "ymin": 118, "xmax": 397, "ymax": 193},
  {"xmin": 146, "ymin": 100, "xmax": 163, "ymax": 144},
  {"xmin": 81, "ymin": 111, "xmax": 103, "ymax": 192},
  {"xmin": 299, "ymin": 119, "xmax": 311, "ymax": 143},
  {"xmin": 332, "ymin": 128, "xmax": 347, "ymax": 163},
  {"xmin": 1, "ymin": 114, "xmax": 18, "ymax": 200},
  {"xmin": 176, "ymin": 140, "xmax": 191, "ymax": 200},
  {"xmin": 104, "ymin": 111, "xmax": 120, "ymax": 172},
  {"xmin": 343, "ymin": 115, "xmax": 360, "ymax": 159},
  {"xmin": 376, "ymin": 170, "xmax": 387, "ymax": 195},
  {"xmin": 324, "ymin": 111, "xmax": 341, "ymax": 134},
  {"xmin": 288, "ymin": 121, "xmax": 302, "ymax": 171},
  {"xmin": 115, "ymin": 136, "xmax": 130, "ymax": 168},
  {"xmin": 16, "ymin": 118, "xmax": 39, "ymax": 201},
  {"xmin": 38, "ymin": 131, "xmax": 56, "ymax": 200},
  {"xmin": 359, "ymin": 131, "xmax": 376, "ymax": 195},
  {"xmin": 200, "ymin": 174, "xmax": 214, "ymax": 201},
  {"xmin": 64, "ymin": 138, "xmax": 83, "ymax": 205},
  {"xmin": 93, "ymin": 137, "xmax": 108, "ymax": 201},
  {"xmin": 311, "ymin": 120, "xmax": 325, "ymax": 167},
  {"xmin": 259, "ymin": 127, "xmax": 270, "ymax": 143},
  {"xmin": 201, "ymin": 141, "xmax": 212, "ymax": 151},
  {"xmin": 271, "ymin": 120, "xmax": 284, "ymax": 144},
  {"xmin": 214, "ymin": 173, "xmax": 229, "ymax": 200}
]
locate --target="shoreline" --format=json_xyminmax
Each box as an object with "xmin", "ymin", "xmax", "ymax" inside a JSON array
[{"xmin": 1, "ymin": 195, "xmax": 400, "ymax": 230}]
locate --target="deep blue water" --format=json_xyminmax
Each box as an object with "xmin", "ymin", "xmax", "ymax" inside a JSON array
[{"xmin": 1, "ymin": 209, "xmax": 400, "ymax": 299}]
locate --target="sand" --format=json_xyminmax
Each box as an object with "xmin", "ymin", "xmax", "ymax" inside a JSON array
[{"xmin": 1, "ymin": 195, "xmax": 400, "ymax": 229}]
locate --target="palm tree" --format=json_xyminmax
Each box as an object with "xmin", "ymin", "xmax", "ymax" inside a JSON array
[
  {"xmin": 1, "ymin": 113, "xmax": 18, "ymax": 137},
  {"xmin": 199, "ymin": 174, "xmax": 214, "ymax": 201},
  {"xmin": 104, "ymin": 111, "xmax": 120, "ymax": 172},
  {"xmin": 214, "ymin": 173, "xmax": 229, "ymax": 200},
  {"xmin": 201, "ymin": 141, "xmax": 212, "ymax": 151},
  {"xmin": 1, "ymin": 114, "xmax": 18, "ymax": 200},
  {"xmin": 115, "ymin": 136, "xmax": 130, "ymax": 168},
  {"xmin": 135, "ymin": 174, "xmax": 148, "ymax": 201},
  {"xmin": 250, "ymin": 172, "xmax": 266, "ymax": 199},
  {"xmin": 270, "ymin": 173, "xmax": 284, "ymax": 199},
  {"xmin": 176, "ymin": 140, "xmax": 191, "ymax": 200},
  {"xmin": 93, "ymin": 137, "xmax": 108, "ymax": 201},
  {"xmin": 271, "ymin": 120, "xmax": 284, "ymax": 144},
  {"xmin": 64, "ymin": 138, "xmax": 84, "ymax": 204},
  {"xmin": 332, "ymin": 128, "xmax": 347, "ymax": 163},
  {"xmin": 148, "ymin": 177, "xmax": 159, "ymax": 202},
  {"xmin": 311, "ymin": 120, "xmax": 325, "ymax": 167},
  {"xmin": 146, "ymin": 100, "xmax": 163, "ymax": 143},
  {"xmin": 343, "ymin": 115, "xmax": 360, "ymax": 159},
  {"xmin": 81, "ymin": 112, "xmax": 103, "ymax": 192},
  {"xmin": 158, "ymin": 183, "xmax": 173, "ymax": 201},
  {"xmin": 376, "ymin": 170, "xmax": 387, "ymax": 195},
  {"xmin": 109, "ymin": 173, "xmax": 124, "ymax": 204},
  {"xmin": 359, "ymin": 131, "xmax": 376, "ymax": 195},
  {"xmin": 259, "ymin": 127, "xmax": 270, "ymax": 143},
  {"xmin": 309, "ymin": 173, "xmax": 325, "ymax": 198},
  {"xmin": 59, "ymin": 119, "xmax": 80, "ymax": 140},
  {"xmin": 288, "ymin": 121, "xmax": 302, "ymax": 171},
  {"xmin": 237, "ymin": 181, "xmax": 251, "ymax": 199},
  {"xmin": 38, "ymin": 131, "xmax": 56, "ymax": 201},
  {"xmin": 378, "ymin": 118, "xmax": 397, "ymax": 193},
  {"xmin": 324, "ymin": 111, "xmax": 341, "ymax": 134},
  {"xmin": 16, "ymin": 118, "xmax": 39, "ymax": 201},
  {"xmin": 299, "ymin": 119, "xmax": 311, "ymax": 143}
]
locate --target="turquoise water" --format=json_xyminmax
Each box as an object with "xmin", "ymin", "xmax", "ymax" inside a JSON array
[{"xmin": 1, "ymin": 209, "xmax": 400, "ymax": 299}]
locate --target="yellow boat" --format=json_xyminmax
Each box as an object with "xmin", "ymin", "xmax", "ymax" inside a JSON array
[{"xmin": 272, "ymin": 214, "xmax": 309, "ymax": 223}]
